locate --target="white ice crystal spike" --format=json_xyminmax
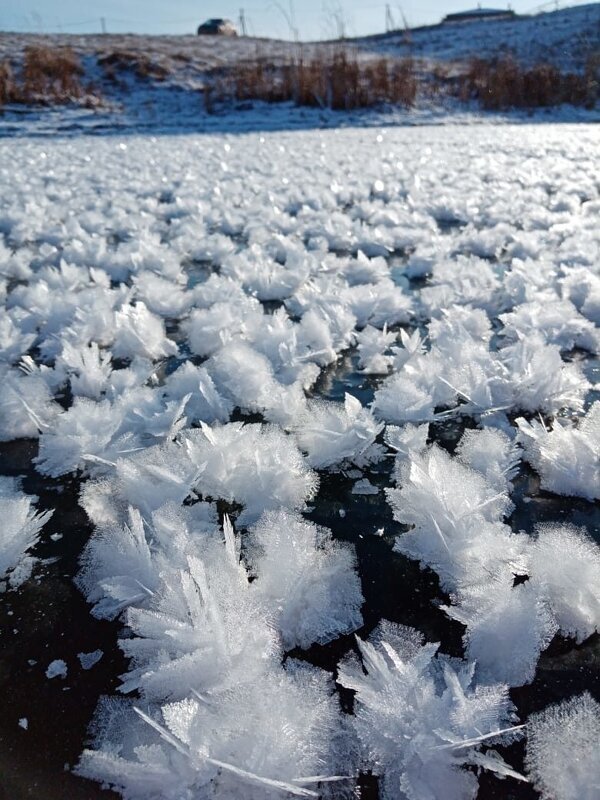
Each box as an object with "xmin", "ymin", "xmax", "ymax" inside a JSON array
[
  {"xmin": 343, "ymin": 278, "xmax": 412, "ymax": 328},
  {"xmin": 222, "ymin": 514, "xmax": 240, "ymax": 568},
  {"xmin": 372, "ymin": 373, "xmax": 436, "ymax": 424},
  {"xmin": 221, "ymin": 242, "xmax": 311, "ymax": 302},
  {"xmin": 185, "ymin": 423, "xmax": 318, "ymax": 524},
  {"xmin": 132, "ymin": 272, "xmax": 191, "ymax": 318},
  {"xmin": 57, "ymin": 341, "xmax": 113, "ymax": 400},
  {"xmin": 0, "ymin": 366, "xmax": 60, "ymax": 441},
  {"xmin": 387, "ymin": 445, "xmax": 515, "ymax": 586},
  {"xmin": 99, "ymin": 511, "xmax": 277, "ymax": 703},
  {"xmin": 529, "ymin": 523, "xmax": 600, "ymax": 642},
  {"xmin": 499, "ymin": 299, "xmax": 600, "ymax": 354},
  {"xmin": 374, "ymin": 315, "xmax": 590, "ymax": 423},
  {"xmin": 207, "ymin": 341, "xmax": 307, "ymax": 428},
  {"xmin": 0, "ymin": 314, "xmax": 36, "ymax": 364},
  {"xmin": 393, "ymin": 328, "xmax": 426, "ymax": 370},
  {"xmin": 456, "ymin": 427, "xmax": 521, "ymax": 493},
  {"xmin": 338, "ymin": 621, "xmax": 521, "ymax": 800},
  {"xmin": 112, "ymin": 302, "xmax": 178, "ymax": 361},
  {"xmin": 517, "ymin": 402, "xmax": 599, "ymax": 501},
  {"xmin": 163, "ymin": 362, "xmax": 233, "ymax": 425},
  {"xmin": 0, "ymin": 477, "xmax": 53, "ymax": 587},
  {"xmin": 356, "ymin": 324, "xmax": 396, "ymax": 374},
  {"xmin": 80, "ymin": 441, "xmax": 205, "ymax": 524},
  {"xmin": 245, "ymin": 510, "xmax": 363, "ymax": 650},
  {"xmin": 429, "ymin": 306, "xmax": 492, "ymax": 347},
  {"xmin": 78, "ymin": 664, "xmax": 352, "ymax": 799},
  {"xmin": 293, "ymin": 395, "xmax": 383, "ymax": 470},
  {"xmin": 499, "ymin": 336, "xmax": 589, "ymax": 415},
  {"xmin": 525, "ymin": 693, "xmax": 600, "ymax": 800},
  {"xmin": 560, "ymin": 267, "xmax": 600, "ymax": 325},
  {"xmin": 383, "ymin": 423, "xmax": 429, "ymax": 467},
  {"xmin": 35, "ymin": 397, "xmax": 142, "ymax": 478},
  {"xmin": 467, "ymin": 750, "xmax": 527, "ymax": 782},
  {"xmin": 183, "ymin": 295, "xmax": 264, "ymax": 357},
  {"xmin": 448, "ymin": 581, "xmax": 559, "ymax": 687},
  {"xmin": 77, "ymin": 699, "xmax": 200, "ymax": 800},
  {"xmin": 77, "ymin": 507, "xmax": 158, "ymax": 620}
]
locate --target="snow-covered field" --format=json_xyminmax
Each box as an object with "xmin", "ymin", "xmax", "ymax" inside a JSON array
[{"xmin": 0, "ymin": 123, "xmax": 599, "ymax": 799}]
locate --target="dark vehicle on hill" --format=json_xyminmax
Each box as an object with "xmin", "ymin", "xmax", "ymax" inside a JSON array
[{"xmin": 197, "ymin": 18, "xmax": 238, "ymax": 36}]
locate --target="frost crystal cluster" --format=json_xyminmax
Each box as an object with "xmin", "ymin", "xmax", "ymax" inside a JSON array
[{"xmin": 0, "ymin": 124, "xmax": 598, "ymax": 799}]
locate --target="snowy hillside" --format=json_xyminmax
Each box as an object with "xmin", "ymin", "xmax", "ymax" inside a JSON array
[
  {"xmin": 358, "ymin": 3, "xmax": 600, "ymax": 71},
  {"xmin": 1, "ymin": 4, "xmax": 597, "ymax": 73}
]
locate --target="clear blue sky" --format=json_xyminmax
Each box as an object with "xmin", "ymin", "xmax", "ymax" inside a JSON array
[{"xmin": 0, "ymin": 0, "xmax": 591, "ymax": 41}]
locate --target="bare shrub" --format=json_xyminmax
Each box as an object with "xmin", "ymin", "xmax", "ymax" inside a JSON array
[
  {"xmin": 208, "ymin": 49, "xmax": 416, "ymax": 111},
  {"xmin": 98, "ymin": 50, "xmax": 169, "ymax": 81},
  {"xmin": 0, "ymin": 46, "xmax": 105, "ymax": 108},
  {"xmin": 460, "ymin": 56, "xmax": 598, "ymax": 109},
  {"xmin": 0, "ymin": 60, "xmax": 17, "ymax": 106},
  {"xmin": 21, "ymin": 46, "xmax": 84, "ymax": 103}
]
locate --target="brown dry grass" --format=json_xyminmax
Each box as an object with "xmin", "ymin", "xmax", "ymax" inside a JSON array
[
  {"xmin": 98, "ymin": 50, "xmax": 170, "ymax": 82},
  {"xmin": 0, "ymin": 60, "xmax": 17, "ymax": 105},
  {"xmin": 0, "ymin": 45, "xmax": 90, "ymax": 106},
  {"xmin": 460, "ymin": 55, "xmax": 598, "ymax": 109},
  {"xmin": 208, "ymin": 50, "xmax": 417, "ymax": 111},
  {"xmin": 22, "ymin": 46, "xmax": 84, "ymax": 102}
]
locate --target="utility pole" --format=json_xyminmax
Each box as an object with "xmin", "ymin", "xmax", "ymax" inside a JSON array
[
  {"xmin": 100, "ymin": 16, "xmax": 106, "ymax": 34},
  {"xmin": 332, "ymin": 8, "xmax": 345, "ymax": 40},
  {"xmin": 397, "ymin": 4, "xmax": 409, "ymax": 30},
  {"xmin": 239, "ymin": 8, "xmax": 247, "ymax": 36},
  {"xmin": 385, "ymin": 4, "xmax": 395, "ymax": 33}
]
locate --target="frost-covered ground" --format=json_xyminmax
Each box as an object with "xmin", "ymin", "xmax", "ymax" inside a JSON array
[{"xmin": 0, "ymin": 124, "xmax": 599, "ymax": 800}]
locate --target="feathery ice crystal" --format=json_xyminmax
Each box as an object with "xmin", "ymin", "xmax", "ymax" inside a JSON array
[{"xmin": 0, "ymin": 125, "xmax": 597, "ymax": 800}]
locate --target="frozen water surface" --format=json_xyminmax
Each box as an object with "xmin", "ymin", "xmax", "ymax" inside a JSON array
[{"xmin": 0, "ymin": 124, "xmax": 598, "ymax": 800}]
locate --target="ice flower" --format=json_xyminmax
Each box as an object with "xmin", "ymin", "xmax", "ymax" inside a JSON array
[
  {"xmin": 526, "ymin": 693, "xmax": 600, "ymax": 800},
  {"xmin": 338, "ymin": 621, "xmax": 524, "ymax": 800},
  {"xmin": 293, "ymin": 394, "xmax": 383, "ymax": 469}
]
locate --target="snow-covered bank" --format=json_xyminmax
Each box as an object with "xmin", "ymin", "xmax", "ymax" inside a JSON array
[
  {"xmin": 1, "ymin": 3, "xmax": 598, "ymax": 138},
  {"xmin": 1, "ymin": 99, "xmax": 599, "ymax": 139}
]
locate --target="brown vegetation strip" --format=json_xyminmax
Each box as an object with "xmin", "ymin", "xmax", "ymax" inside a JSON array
[
  {"xmin": 206, "ymin": 51, "xmax": 418, "ymax": 111},
  {"xmin": 0, "ymin": 43, "xmax": 597, "ymax": 112},
  {"xmin": 459, "ymin": 55, "xmax": 599, "ymax": 110}
]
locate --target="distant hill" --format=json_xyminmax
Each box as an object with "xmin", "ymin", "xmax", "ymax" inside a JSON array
[
  {"xmin": 353, "ymin": 3, "xmax": 600, "ymax": 73},
  {"xmin": 1, "ymin": 4, "xmax": 598, "ymax": 74}
]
